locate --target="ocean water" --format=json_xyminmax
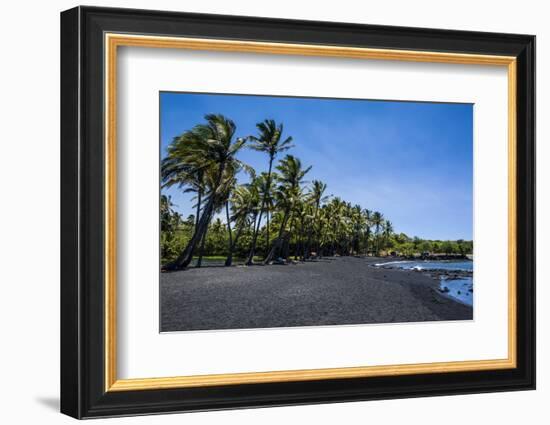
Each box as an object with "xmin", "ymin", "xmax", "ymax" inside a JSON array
[
  {"xmin": 375, "ymin": 260, "xmax": 473, "ymax": 307},
  {"xmin": 375, "ymin": 260, "xmax": 473, "ymax": 272},
  {"xmin": 439, "ymin": 277, "xmax": 473, "ymax": 306}
]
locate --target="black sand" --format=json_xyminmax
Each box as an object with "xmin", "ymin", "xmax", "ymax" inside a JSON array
[{"xmin": 160, "ymin": 256, "xmax": 472, "ymax": 332}]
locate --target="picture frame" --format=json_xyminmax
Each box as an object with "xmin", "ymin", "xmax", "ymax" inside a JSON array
[{"xmin": 60, "ymin": 5, "xmax": 535, "ymax": 419}]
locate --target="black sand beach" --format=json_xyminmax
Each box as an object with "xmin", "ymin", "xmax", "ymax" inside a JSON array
[{"xmin": 160, "ymin": 256, "xmax": 472, "ymax": 332}]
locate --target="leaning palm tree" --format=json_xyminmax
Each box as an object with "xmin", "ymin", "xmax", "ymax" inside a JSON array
[
  {"xmin": 161, "ymin": 134, "xmax": 206, "ymax": 232},
  {"xmin": 164, "ymin": 114, "xmax": 248, "ymax": 270},
  {"xmin": 264, "ymin": 155, "xmax": 311, "ymax": 264},
  {"xmin": 245, "ymin": 120, "xmax": 293, "ymax": 265}
]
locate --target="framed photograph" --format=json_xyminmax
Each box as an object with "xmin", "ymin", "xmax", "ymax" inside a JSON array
[{"xmin": 60, "ymin": 6, "xmax": 535, "ymax": 419}]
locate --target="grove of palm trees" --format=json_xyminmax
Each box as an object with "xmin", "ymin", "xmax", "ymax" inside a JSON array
[{"xmin": 161, "ymin": 114, "xmax": 472, "ymax": 270}]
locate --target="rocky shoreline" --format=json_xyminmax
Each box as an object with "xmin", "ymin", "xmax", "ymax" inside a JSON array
[{"xmin": 373, "ymin": 258, "xmax": 473, "ymax": 303}]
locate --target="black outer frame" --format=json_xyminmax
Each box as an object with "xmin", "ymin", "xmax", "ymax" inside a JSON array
[{"xmin": 60, "ymin": 6, "xmax": 536, "ymax": 419}]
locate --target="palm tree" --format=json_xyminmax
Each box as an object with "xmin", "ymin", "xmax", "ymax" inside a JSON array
[
  {"xmin": 350, "ymin": 204, "xmax": 363, "ymax": 255},
  {"xmin": 324, "ymin": 200, "xmax": 337, "ymax": 255},
  {"xmin": 306, "ymin": 180, "xmax": 327, "ymax": 259},
  {"xmin": 255, "ymin": 172, "xmax": 275, "ymax": 256},
  {"xmin": 341, "ymin": 202, "xmax": 353, "ymax": 255},
  {"xmin": 163, "ymin": 114, "xmax": 248, "ymax": 269},
  {"xmin": 218, "ymin": 168, "xmax": 238, "ymax": 267},
  {"xmin": 246, "ymin": 120, "xmax": 293, "ymax": 265},
  {"xmin": 264, "ymin": 155, "xmax": 311, "ymax": 264},
  {"xmin": 382, "ymin": 220, "xmax": 394, "ymax": 254},
  {"xmin": 362, "ymin": 209, "xmax": 372, "ymax": 255},
  {"xmin": 161, "ymin": 134, "xmax": 206, "ymax": 232},
  {"xmin": 224, "ymin": 183, "xmax": 259, "ymax": 266},
  {"xmin": 290, "ymin": 193, "xmax": 310, "ymax": 260},
  {"xmin": 372, "ymin": 211, "xmax": 384, "ymax": 256},
  {"xmin": 160, "ymin": 114, "xmax": 405, "ymax": 268},
  {"xmin": 160, "ymin": 194, "xmax": 177, "ymax": 233},
  {"xmin": 160, "ymin": 195, "xmax": 181, "ymax": 260},
  {"xmin": 196, "ymin": 157, "xmax": 240, "ymax": 267},
  {"xmin": 323, "ymin": 197, "xmax": 343, "ymax": 256}
]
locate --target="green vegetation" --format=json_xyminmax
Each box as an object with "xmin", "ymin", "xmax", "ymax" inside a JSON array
[{"xmin": 161, "ymin": 114, "xmax": 472, "ymax": 268}]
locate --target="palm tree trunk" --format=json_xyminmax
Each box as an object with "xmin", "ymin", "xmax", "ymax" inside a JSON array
[
  {"xmin": 301, "ymin": 228, "xmax": 308, "ymax": 261},
  {"xmin": 297, "ymin": 217, "xmax": 305, "ymax": 260},
  {"xmin": 286, "ymin": 216, "xmax": 296, "ymax": 260},
  {"xmin": 246, "ymin": 159, "xmax": 274, "ymax": 265},
  {"xmin": 246, "ymin": 211, "xmax": 263, "ymax": 265},
  {"xmin": 294, "ymin": 232, "xmax": 300, "ymax": 260},
  {"xmin": 196, "ymin": 226, "xmax": 208, "ymax": 268},
  {"xmin": 316, "ymin": 221, "xmax": 324, "ymax": 258},
  {"xmin": 287, "ymin": 233, "xmax": 293, "ymax": 259},
  {"xmin": 225, "ymin": 222, "xmax": 244, "ymax": 267},
  {"xmin": 266, "ymin": 209, "xmax": 270, "ymax": 255},
  {"xmin": 304, "ymin": 226, "xmax": 312, "ymax": 260},
  {"xmin": 330, "ymin": 224, "xmax": 337, "ymax": 256},
  {"xmin": 167, "ymin": 199, "xmax": 212, "ymax": 269},
  {"xmin": 195, "ymin": 188, "xmax": 202, "ymax": 231},
  {"xmin": 264, "ymin": 208, "xmax": 290, "ymax": 264},
  {"xmin": 225, "ymin": 200, "xmax": 233, "ymax": 258},
  {"xmin": 244, "ymin": 212, "xmax": 259, "ymax": 265},
  {"xmin": 168, "ymin": 164, "xmax": 224, "ymax": 270}
]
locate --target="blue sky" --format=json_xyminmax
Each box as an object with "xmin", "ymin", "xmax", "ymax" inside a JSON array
[{"xmin": 160, "ymin": 92, "xmax": 473, "ymax": 240}]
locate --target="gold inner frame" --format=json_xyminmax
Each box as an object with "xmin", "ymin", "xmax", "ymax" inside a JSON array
[{"xmin": 104, "ymin": 33, "xmax": 517, "ymax": 392}]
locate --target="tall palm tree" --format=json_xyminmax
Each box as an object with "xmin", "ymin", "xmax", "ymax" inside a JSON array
[
  {"xmin": 333, "ymin": 198, "xmax": 349, "ymax": 255},
  {"xmin": 218, "ymin": 169, "xmax": 238, "ymax": 267},
  {"xmin": 343, "ymin": 202, "xmax": 355, "ymax": 255},
  {"xmin": 362, "ymin": 209, "xmax": 372, "ymax": 255},
  {"xmin": 163, "ymin": 114, "xmax": 248, "ymax": 270},
  {"xmin": 372, "ymin": 211, "xmax": 384, "ymax": 256},
  {"xmin": 224, "ymin": 183, "xmax": 259, "ymax": 266},
  {"xmin": 306, "ymin": 180, "xmax": 327, "ymax": 259},
  {"xmin": 290, "ymin": 193, "xmax": 309, "ymax": 260},
  {"xmin": 196, "ymin": 157, "xmax": 239, "ymax": 267},
  {"xmin": 255, "ymin": 172, "xmax": 275, "ymax": 256},
  {"xmin": 382, "ymin": 220, "xmax": 394, "ymax": 254},
  {"xmin": 316, "ymin": 211, "xmax": 330, "ymax": 256},
  {"xmin": 264, "ymin": 155, "xmax": 311, "ymax": 264},
  {"xmin": 350, "ymin": 204, "xmax": 363, "ymax": 255},
  {"xmin": 246, "ymin": 120, "xmax": 293, "ymax": 265}
]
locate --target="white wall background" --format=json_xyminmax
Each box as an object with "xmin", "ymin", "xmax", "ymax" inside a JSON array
[{"xmin": 0, "ymin": 0, "xmax": 545, "ymax": 423}]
